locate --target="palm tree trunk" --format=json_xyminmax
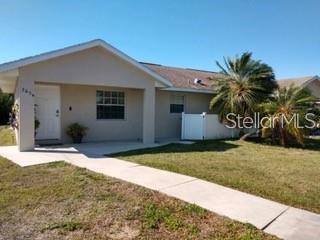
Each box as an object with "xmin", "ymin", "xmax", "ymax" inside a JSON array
[
  {"xmin": 271, "ymin": 128, "xmax": 276, "ymax": 144},
  {"xmin": 279, "ymin": 127, "xmax": 286, "ymax": 146}
]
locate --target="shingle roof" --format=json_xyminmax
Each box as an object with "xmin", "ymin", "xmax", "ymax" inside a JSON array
[
  {"xmin": 141, "ymin": 62, "xmax": 222, "ymax": 92},
  {"xmin": 142, "ymin": 63, "xmax": 320, "ymax": 93},
  {"xmin": 277, "ymin": 76, "xmax": 317, "ymax": 88}
]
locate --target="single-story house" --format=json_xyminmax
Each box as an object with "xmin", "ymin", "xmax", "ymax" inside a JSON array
[
  {"xmin": 1, "ymin": 39, "xmax": 319, "ymax": 151},
  {"xmin": 0, "ymin": 39, "xmax": 221, "ymax": 151}
]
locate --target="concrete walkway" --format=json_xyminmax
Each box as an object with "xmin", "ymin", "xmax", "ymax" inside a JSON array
[{"xmin": 0, "ymin": 144, "xmax": 319, "ymax": 240}]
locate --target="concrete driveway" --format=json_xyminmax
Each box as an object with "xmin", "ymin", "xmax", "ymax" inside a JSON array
[{"xmin": 0, "ymin": 141, "xmax": 319, "ymax": 240}]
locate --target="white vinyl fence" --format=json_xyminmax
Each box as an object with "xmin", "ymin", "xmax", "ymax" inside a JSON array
[{"xmin": 181, "ymin": 112, "xmax": 239, "ymax": 140}]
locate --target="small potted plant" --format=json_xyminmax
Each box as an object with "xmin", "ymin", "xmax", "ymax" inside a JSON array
[{"xmin": 66, "ymin": 123, "xmax": 88, "ymax": 144}]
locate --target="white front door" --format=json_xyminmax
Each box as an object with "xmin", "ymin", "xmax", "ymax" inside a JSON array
[{"xmin": 35, "ymin": 85, "xmax": 61, "ymax": 140}]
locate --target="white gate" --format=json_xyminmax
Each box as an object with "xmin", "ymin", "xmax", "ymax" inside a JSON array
[{"xmin": 181, "ymin": 112, "xmax": 239, "ymax": 140}]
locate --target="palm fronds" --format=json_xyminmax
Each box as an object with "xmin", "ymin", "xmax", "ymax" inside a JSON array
[
  {"xmin": 259, "ymin": 85, "xmax": 316, "ymax": 146},
  {"xmin": 210, "ymin": 52, "xmax": 277, "ymax": 125}
]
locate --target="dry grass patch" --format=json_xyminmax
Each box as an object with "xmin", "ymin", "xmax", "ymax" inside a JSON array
[
  {"xmin": 0, "ymin": 125, "xmax": 15, "ymax": 146},
  {"xmin": 0, "ymin": 157, "xmax": 277, "ymax": 239}
]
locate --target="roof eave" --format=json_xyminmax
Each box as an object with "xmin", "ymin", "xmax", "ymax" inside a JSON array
[
  {"xmin": 0, "ymin": 39, "xmax": 173, "ymax": 88},
  {"xmin": 161, "ymin": 87, "xmax": 215, "ymax": 94},
  {"xmin": 301, "ymin": 75, "xmax": 320, "ymax": 88}
]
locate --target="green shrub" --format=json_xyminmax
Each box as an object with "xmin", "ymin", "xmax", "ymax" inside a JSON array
[
  {"xmin": 0, "ymin": 90, "xmax": 13, "ymax": 125},
  {"xmin": 66, "ymin": 123, "xmax": 88, "ymax": 143}
]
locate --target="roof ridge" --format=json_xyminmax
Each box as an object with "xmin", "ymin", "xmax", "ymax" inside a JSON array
[
  {"xmin": 140, "ymin": 61, "xmax": 217, "ymax": 73},
  {"xmin": 278, "ymin": 75, "xmax": 315, "ymax": 80},
  {"xmin": 185, "ymin": 68, "xmax": 216, "ymax": 73},
  {"xmin": 139, "ymin": 61, "xmax": 162, "ymax": 66}
]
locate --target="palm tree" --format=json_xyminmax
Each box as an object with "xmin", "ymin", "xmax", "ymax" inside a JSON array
[
  {"xmin": 210, "ymin": 52, "xmax": 278, "ymax": 131},
  {"xmin": 259, "ymin": 85, "xmax": 315, "ymax": 146}
]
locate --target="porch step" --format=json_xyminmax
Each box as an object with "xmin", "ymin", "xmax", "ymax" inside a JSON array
[{"xmin": 35, "ymin": 139, "xmax": 63, "ymax": 147}]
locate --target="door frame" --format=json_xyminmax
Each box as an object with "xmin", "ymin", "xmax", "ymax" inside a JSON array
[{"xmin": 35, "ymin": 84, "xmax": 61, "ymax": 140}]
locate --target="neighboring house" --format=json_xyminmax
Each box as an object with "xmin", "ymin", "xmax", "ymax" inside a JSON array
[
  {"xmin": 278, "ymin": 75, "xmax": 320, "ymax": 101},
  {"xmin": 0, "ymin": 39, "xmax": 218, "ymax": 151}
]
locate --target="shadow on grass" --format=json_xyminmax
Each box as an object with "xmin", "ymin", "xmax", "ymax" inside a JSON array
[
  {"xmin": 246, "ymin": 137, "xmax": 320, "ymax": 151},
  {"xmin": 110, "ymin": 139, "xmax": 239, "ymax": 157}
]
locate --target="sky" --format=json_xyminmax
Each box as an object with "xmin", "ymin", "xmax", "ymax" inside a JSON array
[{"xmin": 0, "ymin": 0, "xmax": 319, "ymax": 78}]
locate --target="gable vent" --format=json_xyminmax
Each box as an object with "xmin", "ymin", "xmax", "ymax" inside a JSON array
[{"xmin": 194, "ymin": 78, "xmax": 202, "ymax": 84}]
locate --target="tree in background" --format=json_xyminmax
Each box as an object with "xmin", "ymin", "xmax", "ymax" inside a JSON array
[
  {"xmin": 259, "ymin": 85, "xmax": 316, "ymax": 146},
  {"xmin": 0, "ymin": 89, "xmax": 14, "ymax": 125}
]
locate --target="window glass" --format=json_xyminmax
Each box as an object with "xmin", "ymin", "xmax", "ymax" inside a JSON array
[
  {"xmin": 170, "ymin": 95, "xmax": 185, "ymax": 113},
  {"xmin": 96, "ymin": 91, "xmax": 125, "ymax": 119}
]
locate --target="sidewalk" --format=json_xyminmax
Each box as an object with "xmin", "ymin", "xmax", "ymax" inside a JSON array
[
  {"xmin": 64, "ymin": 155, "xmax": 320, "ymax": 240},
  {"xmin": 0, "ymin": 145, "xmax": 319, "ymax": 240}
]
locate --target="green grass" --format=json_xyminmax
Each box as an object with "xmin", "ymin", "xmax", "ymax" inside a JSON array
[
  {"xmin": 0, "ymin": 157, "xmax": 277, "ymax": 239},
  {"xmin": 0, "ymin": 125, "xmax": 15, "ymax": 145},
  {"xmin": 112, "ymin": 139, "xmax": 320, "ymax": 214}
]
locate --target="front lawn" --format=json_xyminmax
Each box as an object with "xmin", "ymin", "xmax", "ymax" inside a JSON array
[
  {"xmin": 113, "ymin": 139, "xmax": 320, "ymax": 214},
  {"xmin": 0, "ymin": 157, "xmax": 276, "ymax": 240}
]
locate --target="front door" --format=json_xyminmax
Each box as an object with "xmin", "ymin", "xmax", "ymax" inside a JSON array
[{"xmin": 35, "ymin": 85, "xmax": 61, "ymax": 140}]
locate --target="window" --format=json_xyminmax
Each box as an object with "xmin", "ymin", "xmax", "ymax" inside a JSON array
[
  {"xmin": 170, "ymin": 95, "xmax": 184, "ymax": 113},
  {"xmin": 96, "ymin": 91, "xmax": 125, "ymax": 119}
]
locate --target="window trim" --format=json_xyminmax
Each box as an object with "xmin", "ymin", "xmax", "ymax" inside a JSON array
[
  {"xmin": 96, "ymin": 90, "xmax": 126, "ymax": 120},
  {"xmin": 170, "ymin": 95, "xmax": 185, "ymax": 114}
]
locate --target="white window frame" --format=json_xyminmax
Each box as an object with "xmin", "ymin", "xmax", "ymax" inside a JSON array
[
  {"xmin": 96, "ymin": 90, "xmax": 125, "ymax": 120},
  {"xmin": 170, "ymin": 95, "xmax": 185, "ymax": 113}
]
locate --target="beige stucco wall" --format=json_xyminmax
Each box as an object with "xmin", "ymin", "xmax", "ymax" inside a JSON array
[
  {"xmin": 155, "ymin": 90, "xmax": 214, "ymax": 139},
  {"xmin": 60, "ymin": 86, "xmax": 213, "ymax": 142},
  {"xmin": 59, "ymin": 84, "xmax": 143, "ymax": 143},
  {"xmin": 35, "ymin": 83, "xmax": 212, "ymax": 143},
  {"xmin": 19, "ymin": 46, "xmax": 157, "ymax": 89},
  {"xmin": 16, "ymin": 46, "xmax": 158, "ymax": 149},
  {"xmin": 15, "ymin": 46, "xmax": 215, "ymax": 146}
]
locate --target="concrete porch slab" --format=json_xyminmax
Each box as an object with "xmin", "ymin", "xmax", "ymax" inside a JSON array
[
  {"xmin": 0, "ymin": 140, "xmax": 169, "ymax": 166},
  {"xmin": 36, "ymin": 141, "xmax": 167, "ymax": 158},
  {"xmin": 73, "ymin": 141, "xmax": 162, "ymax": 157}
]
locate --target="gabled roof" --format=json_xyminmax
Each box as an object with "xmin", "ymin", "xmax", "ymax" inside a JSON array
[
  {"xmin": 0, "ymin": 39, "xmax": 173, "ymax": 87},
  {"xmin": 7, "ymin": 39, "xmax": 318, "ymax": 94},
  {"xmin": 277, "ymin": 75, "xmax": 319, "ymax": 88},
  {"xmin": 142, "ymin": 62, "xmax": 221, "ymax": 93}
]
